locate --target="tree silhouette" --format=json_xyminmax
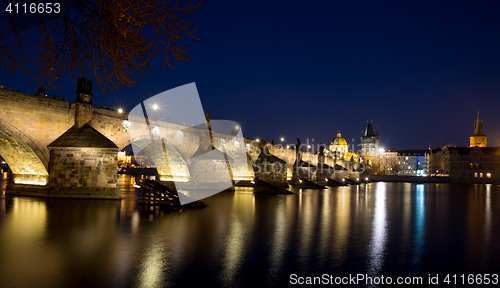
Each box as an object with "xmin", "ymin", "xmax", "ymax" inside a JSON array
[{"xmin": 0, "ymin": 0, "xmax": 203, "ymax": 93}]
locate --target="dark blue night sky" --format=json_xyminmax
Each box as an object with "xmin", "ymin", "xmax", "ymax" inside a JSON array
[{"xmin": 3, "ymin": 1, "xmax": 500, "ymax": 150}]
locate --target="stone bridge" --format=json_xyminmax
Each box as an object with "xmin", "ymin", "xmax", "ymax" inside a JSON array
[{"xmin": 0, "ymin": 89, "xmax": 359, "ymax": 198}]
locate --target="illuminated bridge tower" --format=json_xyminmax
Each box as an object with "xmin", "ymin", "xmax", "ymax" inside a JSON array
[
  {"xmin": 470, "ymin": 111, "xmax": 487, "ymax": 147},
  {"xmin": 360, "ymin": 120, "xmax": 380, "ymax": 174}
]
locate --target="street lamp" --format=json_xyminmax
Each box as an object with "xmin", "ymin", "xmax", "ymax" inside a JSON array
[{"xmin": 118, "ymin": 108, "xmax": 123, "ymax": 114}]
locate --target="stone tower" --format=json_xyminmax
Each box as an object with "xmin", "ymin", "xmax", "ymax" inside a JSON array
[
  {"xmin": 360, "ymin": 120, "xmax": 380, "ymax": 157},
  {"xmin": 75, "ymin": 76, "xmax": 94, "ymax": 127},
  {"xmin": 470, "ymin": 111, "xmax": 487, "ymax": 147},
  {"xmin": 360, "ymin": 120, "xmax": 380, "ymax": 174}
]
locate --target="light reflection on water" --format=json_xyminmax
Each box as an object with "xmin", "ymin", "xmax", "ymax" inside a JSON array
[
  {"xmin": 268, "ymin": 195, "xmax": 287, "ymax": 286},
  {"xmin": 412, "ymin": 184, "xmax": 425, "ymax": 270},
  {"xmin": 367, "ymin": 182, "xmax": 388, "ymax": 279},
  {"xmin": 0, "ymin": 175, "xmax": 500, "ymax": 287},
  {"xmin": 483, "ymin": 184, "xmax": 492, "ymax": 267}
]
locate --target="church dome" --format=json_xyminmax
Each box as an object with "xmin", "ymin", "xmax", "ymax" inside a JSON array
[{"xmin": 330, "ymin": 132, "xmax": 347, "ymax": 146}]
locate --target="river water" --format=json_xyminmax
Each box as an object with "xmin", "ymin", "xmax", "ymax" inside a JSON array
[{"xmin": 0, "ymin": 173, "xmax": 499, "ymax": 287}]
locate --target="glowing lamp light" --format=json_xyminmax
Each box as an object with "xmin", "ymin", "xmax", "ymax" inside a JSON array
[
  {"xmin": 342, "ymin": 178, "xmax": 345, "ymax": 181},
  {"xmin": 299, "ymin": 180, "xmax": 303, "ymax": 183},
  {"xmin": 152, "ymin": 104, "xmax": 158, "ymax": 110},
  {"xmin": 280, "ymin": 137, "xmax": 284, "ymax": 142},
  {"xmin": 356, "ymin": 178, "xmax": 359, "ymax": 181},
  {"xmin": 378, "ymin": 148, "xmax": 384, "ymax": 153},
  {"xmin": 365, "ymin": 177, "xmax": 368, "ymax": 181},
  {"xmin": 118, "ymin": 108, "xmax": 123, "ymax": 113},
  {"xmin": 256, "ymin": 138, "xmax": 260, "ymax": 142}
]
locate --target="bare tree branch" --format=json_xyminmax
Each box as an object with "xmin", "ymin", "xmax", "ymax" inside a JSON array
[{"xmin": 0, "ymin": 0, "xmax": 203, "ymax": 94}]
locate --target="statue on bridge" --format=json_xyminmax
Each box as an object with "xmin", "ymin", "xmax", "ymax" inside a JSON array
[
  {"xmin": 319, "ymin": 142, "xmax": 324, "ymax": 155},
  {"xmin": 295, "ymin": 138, "xmax": 302, "ymax": 163},
  {"xmin": 37, "ymin": 86, "xmax": 46, "ymax": 96}
]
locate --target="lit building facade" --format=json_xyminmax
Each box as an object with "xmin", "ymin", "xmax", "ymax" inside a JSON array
[
  {"xmin": 444, "ymin": 146, "xmax": 500, "ymax": 183},
  {"xmin": 329, "ymin": 131, "xmax": 348, "ymax": 153},
  {"xmin": 379, "ymin": 148, "xmax": 398, "ymax": 175},
  {"xmin": 397, "ymin": 150, "xmax": 426, "ymax": 176},
  {"xmin": 327, "ymin": 131, "xmax": 359, "ymax": 162},
  {"xmin": 423, "ymin": 147, "xmax": 445, "ymax": 176}
]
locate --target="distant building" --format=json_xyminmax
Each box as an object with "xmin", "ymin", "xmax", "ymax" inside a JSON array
[
  {"xmin": 379, "ymin": 148, "xmax": 398, "ymax": 175},
  {"xmin": 134, "ymin": 152, "xmax": 155, "ymax": 168},
  {"xmin": 423, "ymin": 147, "xmax": 445, "ymax": 176},
  {"xmin": 360, "ymin": 120, "xmax": 380, "ymax": 173},
  {"xmin": 329, "ymin": 131, "xmax": 348, "ymax": 159},
  {"xmin": 470, "ymin": 111, "xmax": 487, "ymax": 147},
  {"xmin": 325, "ymin": 131, "xmax": 360, "ymax": 168},
  {"xmin": 397, "ymin": 150, "xmax": 426, "ymax": 176},
  {"xmin": 444, "ymin": 146, "xmax": 500, "ymax": 183}
]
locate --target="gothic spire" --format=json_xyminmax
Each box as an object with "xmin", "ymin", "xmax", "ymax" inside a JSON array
[{"xmin": 473, "ymin": 111, "xmax": 484, "ymax": 136}]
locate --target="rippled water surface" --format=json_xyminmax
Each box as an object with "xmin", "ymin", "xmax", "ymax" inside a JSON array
[{"xmin": 1, "ymin": 174, "xmax": 500, "ymax": 287}]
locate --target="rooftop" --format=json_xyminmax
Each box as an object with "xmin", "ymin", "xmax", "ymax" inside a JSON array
[{"xmin": 48, "ymin": 123, "xmax": 118, "ymax": 149}]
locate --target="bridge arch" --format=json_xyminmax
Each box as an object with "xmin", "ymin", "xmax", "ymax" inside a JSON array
[
  {"xmin": 0, "ymin": 120, "xmax": 49, "ymax": 185},
  {"xmin": 118, "ymin": 136, "xmax": 190, "ymax": 182}
]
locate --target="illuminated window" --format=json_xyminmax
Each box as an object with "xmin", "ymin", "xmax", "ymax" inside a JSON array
[
  {"xmin": 487, "ymin": 173, "xmax": 491, "ymax": 178},
  {"xmin": 406, "ymin": 157, "xmax": 408, "ymax": 160},
  {"xmin": 480, "ymin": 173, "xmax": 483, "ymax": 178},
  {"xmin": 475, "ymin": 163, "xmax": 479, "ymax": 169},
  {"xmin": 469, "ymin": 163, "xmax": 473, "ymax": 169},
  {"xmin": 474, "ymin": 172, "xmax": 478, "ymax": 178}
]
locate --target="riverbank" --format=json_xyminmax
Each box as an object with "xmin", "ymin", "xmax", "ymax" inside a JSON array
[{"xmin": 368, "ymin": 175, "xmax": 449, "ymax": 183}]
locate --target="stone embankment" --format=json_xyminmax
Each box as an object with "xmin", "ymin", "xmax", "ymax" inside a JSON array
[{"xmin": 369, "ymin": 175, "xmax": 449, "ymax": 183}]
